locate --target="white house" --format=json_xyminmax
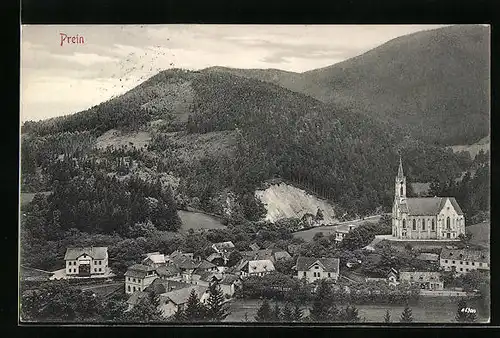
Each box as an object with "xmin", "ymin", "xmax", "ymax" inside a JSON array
[
  {"xmin": 399, "ymin": 271, "xmax": 444, "ymax": 290},
  {"xmin": 440, "ymin": 248, "xmax": 490, "ymax": 275},
  {"xmin": 335, "ymin": 229, "xmax": 349, "ymax": 242},
  {"xmin": 124, "ymin": 264, "xmax": 158, "ymax": 294},
  {"xmin": 64, "ymin": 247, "xmax": 108, "ymax": 277},
  {"xmin": 237, "ymin": 259, "xmax": 275, "ymax": 278},
  {"xmin": 295, "ymin": 256, "xmax": 340, "ymax": 283},
  {"xmin": 142, "ymin": 252, "xmax": 167, "ymax": 268}
]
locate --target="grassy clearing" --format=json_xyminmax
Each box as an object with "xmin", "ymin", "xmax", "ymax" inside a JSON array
[
  {"xmin": 178, "ymin": 210, "xmax": 226, "ymax": 233},
  {"xmin": 467, "ymin": 221, "xmax": 490, "ymax": 250}
]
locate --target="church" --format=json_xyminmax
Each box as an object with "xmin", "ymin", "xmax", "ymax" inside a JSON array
[{"xmin": 392, "ymin": 157, "xmax": 465, "ymax": 240}]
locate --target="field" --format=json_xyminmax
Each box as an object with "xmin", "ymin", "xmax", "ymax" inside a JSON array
[
  {"xmin": 224, "ymin": 298, "xmax": 489, "ymax": 323},
  {"xmin": 293, "ymin": 215, "xmax": 382, "ymax": 242},
  {"xmin": 178, "ymin": 210, "xmax": 226, "ymax": 232},
  {"xmin": 467, "ymin": 221, "xmax": 490, "ymax": 250}
]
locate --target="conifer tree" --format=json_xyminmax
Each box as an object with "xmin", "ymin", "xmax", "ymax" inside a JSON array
[
  {"xmin": 184, "ymin": 289, "xmax": 206, "ymax": 322},
  {"xmin": 340, "ymin": 305, "xmax": 360, "ymax": 322},
  {"xmin": 255, "ymin": 299, "xmax": 272, "ymax": 322},
  {"xmin": 309, "ymin": 280, "xmax": 337, "ymax": 322},
  {"xmin": 400, "ymin": 305, "xmax": 413, "ymax": 323},
  {"xmin": 292, "ymin": 304, "xmax": 303, "ymax": 322},
  {"xmin": 272, "ymin": 301, "xmax": 281, "ymax": 322},
  {"xmin": 384, "ymin": 310, "xmax": 391, "ymax": 323},
  {"xmin": 281, "ymin": 302, "xmax": 294, "ymax": 322},
  {"xmin": 205, "ymin": 283, "xmax": 230, "ymax": 322}
]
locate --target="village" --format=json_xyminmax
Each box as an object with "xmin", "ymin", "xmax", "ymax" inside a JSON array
[{"xmin": 19, "ymin": 157, "xmax": 491, "ymax": 322}]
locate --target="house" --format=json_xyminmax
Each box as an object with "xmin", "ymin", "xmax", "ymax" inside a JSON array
[
  {"xmin": 158, "ymin": 286, "xmax": 209, "ymax": 318},
  {"xmin": 124, "ymin": 264, "xmax": 158, "ymax": 294},
  {"xmin": 206, "ymin": 252, "xmax": 224, "ymax": 266},
  {"xmin": 219, "ymin": 274, "xmax": 241, "ymax": 297},
  {"xmin": 392, "ymin": 157, "xmax": 465, "ymax": 240},
  {"xmin": 295, "ymin": 256, "xmax": 340, "ymax": 283},
  {"xmin": 440, "ymin": 248, "xmax": 490, "ymax": 274},
  {"xmin": 126, "ymin": 291, "xmax": 149, "ymax": 311},
  {"xmin": 335, "ymin": 229, "xmax": 349, "ymax": 242},
  {"xmin": 273, "ymin": 250, "xmax": 292, "ymax": 261},
  {"xmin": 388, "ymin": 268, "xmax": 399, "ymax": 286},
  {"xmin": 241, "ymin": 249, "xmax": 274, "ymax": 262},
  {"xmin": 64, "ymin": 247, "xmax": 108, "ymax": 277},
  {"xmin": 237, "ymin": 259, "xmax": 275, "ymax": 278},
  {"xmin": 399, "ymin": 271, "xmax": 444, "ymax": 290},
  {"xmin": 156, "ymin": 265, "xmax": 181, "ymax": 279},
  {"xmin": 142, "ymin": 252, "xmax": 167, "ymax": 268},
  {"xmin": 249, "ymin": 243, "xmax": 260, "ymax": 251},
  {"xmin": 194, "ymin": 260, "xmax": 218, "ymax": 274},
  {"xmin": 191, "ymin": 271, "xmax": 221, "ymax": 287},
  {"xmin": 211, "ymin": 241, "xmax": 235, "ymax": 254},
  {"xmin": 417, "ymin": 253, "xmax": 440, "ymax": 263},
  {"xmin": 144, "ymin": 278, "xmax": 191, "ymax": 296}
]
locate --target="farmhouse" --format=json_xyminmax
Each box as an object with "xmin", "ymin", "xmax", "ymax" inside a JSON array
[
  {"xmin": 236, "ymin": 259, "xmax": 275, "ymax": 278},
  {"xmin": 440, "ymin": 248, "xmax": 490, "ymax": 274},
  {"xmin": 399, "ymin": 271, "xmax": 444, "ymax": 290},
  {"xmin": 64, "ymin": 247, "xmax": 108, "ymax": 277},
  {"xmin": 125, "ymin": 264, "xmax": 158, "ymax": 294},
  {"xmin": 158, "ymin": 285, "xmax": 209, "ymax": 318},
  {"xmin": 392, "ymin": 157, "xmax": 466, "ymax": 240},
  {"xmin": 335, "ymin": 229, "xmax": 349, "ymax": 242},
  {"xmin": 295, "ymin": 256, "xmax": 340, "ymax": 283}
]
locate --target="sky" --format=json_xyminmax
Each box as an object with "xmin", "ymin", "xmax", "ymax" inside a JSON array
[{"xmin": 20, "ymin": 24, "xmax": 452, "ymax": 122}]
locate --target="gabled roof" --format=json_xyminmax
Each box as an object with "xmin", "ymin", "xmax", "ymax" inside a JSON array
[
  {"xmin": 206, "ymin": 253, "xmax": 222, "ymax": 262},
  {"xmin": 127, "ymin": 291, "xmax": 149, "ymax": 306},
  {"xmin": 402, "ymin": 197, "xmax": 464, "ymax": 216},
  {"xmin": 64, "ymin": 247, "xmax": 108, "ymax": 260},
  {"xmin": 417, "ymin": 253, "xmax": 439, "ymax": 261},
  {"xmin": 249, "ymin": 243, "xmax": 260, "ymax": 251},
  {"xmin": 125, "ymin": 264, "xmax": 157, "ymax": 278},
  {"xmin": 399, "ymin": 271, "xmax": 442, "ymax": 282},
  {"xmin": 295, "ymin": 256, "xmax": 340, "ymax": 273},
  {"xmin": 172, "ymin": 255, "xmax": 199, "ymax": 270},
  {"xmin": 156, "ymin": 264, "xmax": 181, "ymax": 277},
  {"xmin": 145, "ymin": 279, "xmax": 191, "ymax": 294},
  {"xmin": 273, "ymin": 251, "xmax": 292, "ymax": 261},
  {"xmin": 220, "ymin": 274, "xmax": 240, "ymax": 285},
  {"xmin": 160, "ymin": 285, "xmax": 208, "ymax": 305},
  {"xmin": 197, "ymin": 260, "xmax": 217, "ymax": 270},
  {"xmin": 212, "ymin": 241, "xmax": 235, "ymax": 252},
  {"xmin": 239, "ymin": 259, "xmax": 275, "ymax": 274},
  {"xmin": 441, "ymin": 248, "xmax": 489, "ymax": 263},
  {"xmin": 143, "ymin": 253, "xmax": 166, "ymax": 264}
]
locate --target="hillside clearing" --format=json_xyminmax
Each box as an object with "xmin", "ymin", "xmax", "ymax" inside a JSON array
[
  {"xmin": 255, "ymin": 182, "xmax": 337, "ymax": 224},
  {"xmin": 178, "ymin": 210, "xmax": 226, "ymax": 233},
  {"xmin": 449, "ymin": 135, "xmax": 490, "ymax": 159},
  {"xmin": 94, "ymin": 129, "xmax": 151, "ymax": 150}
]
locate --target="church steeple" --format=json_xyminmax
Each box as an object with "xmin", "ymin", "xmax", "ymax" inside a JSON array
[
  {"xmin": 397, "ymin": 155, "xmax": 404, "ymax": 179},
  {"xmin": 395, "ymin": 155, "xmax": 406, "ymax": 200}
]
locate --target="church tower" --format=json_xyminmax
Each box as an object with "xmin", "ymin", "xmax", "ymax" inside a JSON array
[{"xmin": 395, "ymin": 156, "xmax": 406, "ymax": 202}]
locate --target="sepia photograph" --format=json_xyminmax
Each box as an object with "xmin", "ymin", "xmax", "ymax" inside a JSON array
[{"xmin": 19, "ymin": 24, "xmax": 490, "ymax": 324}]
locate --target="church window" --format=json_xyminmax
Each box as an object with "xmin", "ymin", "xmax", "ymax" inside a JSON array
[
  {"xmin": 431, "ymin": 220, "xmax": 435, "ymax": 230},
  {"xmin": 412, "ymin": 219, "xmax": 416, "ymax": 231},
  {"xmin": 402, "ymin": 220, "xmax": 406, "ymax": 228},
  {"xmin": 400, "ymin": 185, "xmax": 403, "ymax": 196},
  {"xmin": 422, "ymin": 220, "xmax": 425, "ymax": 231},
  {"xmin": 446, "ymin": 217, "xmax": 451, "ymax": 230}
]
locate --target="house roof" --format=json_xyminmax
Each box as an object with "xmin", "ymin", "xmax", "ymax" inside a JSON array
[
  {"xmin": 206, "ymin": 253, "xmax": 222, "ymax": 262},
  {"xmin": 124, "ymin": 264, "xmax": 157, "ymax": 278},
  {"xmin": 212, "ymin": 241, "xmax": 235, "ymax": 251},
  {"xmin": 273, "ymin": 251, "xmax": 292, "ymax": 260},
  {"xmin": 240, "ymin": 260, "xmax": 275, "ymax": 274},
  {"xmin": 145, "ymin": 279, "xmax": 191, "ymax": 294},
  {"xmin": 160, "ymin": 285, "xmax": 208, "ymax": 305},
  {"xmin": 221, "ymin": 274, "xmax": 240, "ymax": 285},
  {"xmin": 127, "ymin": 291, "xmax": 149, "ymax": 306},
  {"xmin": 64, "ymin": 247, "xmax": 108, "ymax": 260},
  {"xmin": 156, "ymin": 264, "xmax": 181, "ymax": 277},
  {"xmin": 417, "ymin": 253, "xmax": 439, "ymax": 261},
  {"xmin": 241, "ymin": 249, "xmax": 274, "ymax": 262},
  {"xmin": 197, "ymin": 271, "xmax": 222, "ymax": 283},
  {"xmin": 399, "ymin": 271, "xmax": 442, "ymax": 282},
  {"xmin": 402, "ymin": 197, "xmax": 464, "ymax": 216},
  {"xmin": 172, "ymin": 256, "xmax": 199, "ymax": 270},
  {"xmin": 249, "ymin": 243, "xmax": 260, "ymax": 251},
  {"xmin": 441, "ymin": 248, "xmax": 489, "ymax": 263},
  {"xmin": 143, "ymin": 253, "xmax": 166, "ymax": 264},
  {"xmin": 296, "ymin": 257, "xmax": 340, "ymax": 273},
  {"xmin": 197, "ymin": 260, "xmax": 217, "ymax": 270}
]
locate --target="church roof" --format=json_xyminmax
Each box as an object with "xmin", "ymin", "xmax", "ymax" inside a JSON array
[{"xmin": 402, "ymin": 197, "xmax": 463, "ymax": 216}]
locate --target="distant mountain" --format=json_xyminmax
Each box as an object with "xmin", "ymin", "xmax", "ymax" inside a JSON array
[{"xmin": 207, "ymin": 25, "xmax": 490, "ymax": 146}]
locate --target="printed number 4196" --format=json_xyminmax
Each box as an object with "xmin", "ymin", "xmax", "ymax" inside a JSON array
[{"xmin": 461, "ymin": 308, "xmax": 477, "ymax": 314}]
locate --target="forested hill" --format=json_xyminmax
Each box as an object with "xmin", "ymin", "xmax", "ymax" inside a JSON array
[
  {"xmin": 21, "ymin": 68, "xmax": 474, "ymax": 230},
  {"xmin": 206, "ymin": 25, "xmax": 490, "ymax": 146}
]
